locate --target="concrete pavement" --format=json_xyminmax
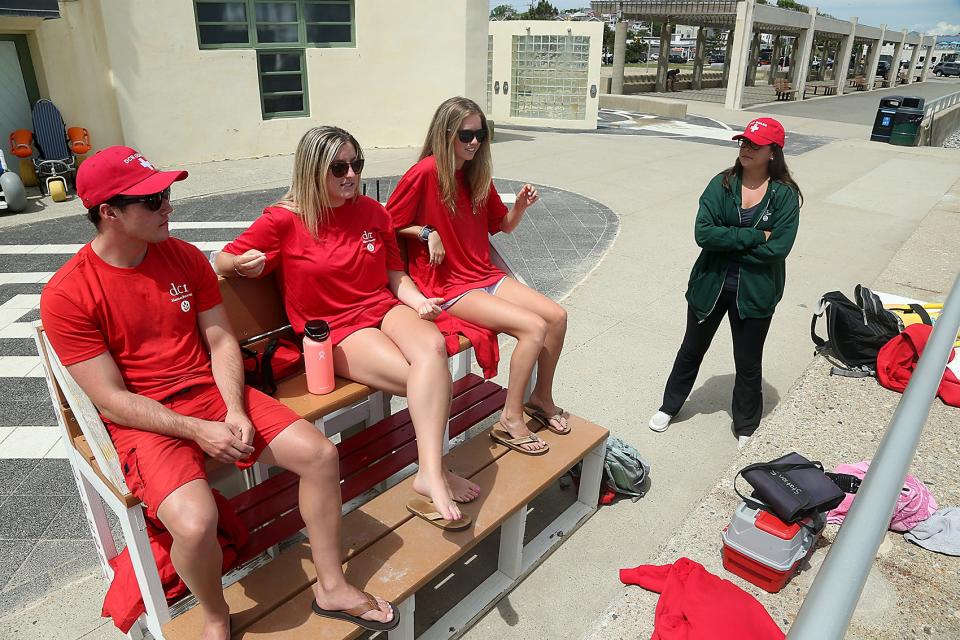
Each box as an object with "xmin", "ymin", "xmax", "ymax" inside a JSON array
[
  {"xmin": 2, "ymin": 85, "xmax": 959, "ymax": 638},
  {"xmin": 752, "ymin": 76, "xmax": 960, "ymax": 124}
]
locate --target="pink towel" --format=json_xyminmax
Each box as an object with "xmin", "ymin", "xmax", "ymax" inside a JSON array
[{"xmin": 827, "ymin": 460, "xmax": 938, "ymax": 531}]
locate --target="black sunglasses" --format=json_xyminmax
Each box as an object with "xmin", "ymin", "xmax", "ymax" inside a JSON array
[
  {"xmin": 457, "ymin": 129, "xmax": 490, "ymax": 144},
  {"xmin": 738, "ymin": 138, "xmax": 764, "ymax": 151},
  {"xmin": 329, "ymin": 159, "xmax": 364, "ymax": 178},
  {"xmin": 455, "ymin": 128, "xmax": 488, "ymax": 144},
  {"xmin": 111, "ymin": 187, "xmax": 171, "ymax": 212}
]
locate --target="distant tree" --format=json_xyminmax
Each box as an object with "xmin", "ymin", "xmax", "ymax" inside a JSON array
[
  {"xmin": 603, "ymin": 22, "xmax": 613, "ymax": 51},
  {"xmin": 490, "ymin": 4, "xmax": 516, "ymax": 20},
  {"xmin": 521, "ymin": 1, "xmax": 559, "ymax": 20},
  {"xmin": 776, "ymin": 0, "xmax": 809, "ymax": 11},
  {"xmin": 626, "ymin": 38, "xmax": 648, "ymax": 63}
]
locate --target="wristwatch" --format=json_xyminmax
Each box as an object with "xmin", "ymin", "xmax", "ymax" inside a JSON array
[{"xmin": 418, "ymin": 225, "xmax": 435, "ymax": 243}]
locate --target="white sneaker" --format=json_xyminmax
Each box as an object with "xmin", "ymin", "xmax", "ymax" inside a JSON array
[
  {"xmin": 649, "ymin": 411, "xmax": 673, "ymax": 433},
  {"xmin": 738, "ymin": 436, "xmax": 750, "ymax": 450}
]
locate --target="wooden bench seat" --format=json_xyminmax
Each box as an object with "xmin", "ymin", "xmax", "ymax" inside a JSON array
[
  {"xmin": 773, "ymin": 79, "xmax": 797, "ymax": 101},
  {"xmin": 164, "ymin": 415, "xmax": 608, "ymax": 639},
  {"xmin": 37, "ymin": 242, "xmax": 608, "ymax": 640}
]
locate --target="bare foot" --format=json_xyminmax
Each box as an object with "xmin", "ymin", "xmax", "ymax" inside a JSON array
[
  {"xmin": 500, "ymin": 410, "xmax": 547, "ymax": 453},
  {"xmin": 315, "ymin": 583, "xmax": 394, "ymax": 626},
  {"xmin": 445, "ymin": 469, "xmax": 480, "ymax": 502},
  {"xmin": 200, "ymin": 608, "xmax": 230, "ymax": 640},
  {"xmin": 412, "ymin": 471, "xmax": 462, "ymax": 521}
]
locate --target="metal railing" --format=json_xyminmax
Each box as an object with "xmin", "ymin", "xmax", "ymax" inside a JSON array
[
  {"xmin": 788, "ymin": 271, "xmax": 960, "ymax": 639},
  {"xmin": 923, "ymin": 88, "xmax": 960, "ymax": 121}
]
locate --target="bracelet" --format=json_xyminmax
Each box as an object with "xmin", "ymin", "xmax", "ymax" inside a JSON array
[{"xmin": 233, "ymin": 256, "xmax": 247, "ymax": 278}]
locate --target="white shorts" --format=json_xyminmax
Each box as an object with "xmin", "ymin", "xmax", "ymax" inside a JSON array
[{"xmin": 440, "ymin": 277, "xmax": 507, "ymax": 310}]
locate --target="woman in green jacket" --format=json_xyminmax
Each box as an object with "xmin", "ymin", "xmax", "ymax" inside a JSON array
[{"xmin": 649, "ymin": 117, "xmax": 802, "ymax": 449}]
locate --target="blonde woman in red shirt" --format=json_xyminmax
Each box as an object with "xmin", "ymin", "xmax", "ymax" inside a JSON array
[
  {"xmin": 216, "ymin": 127, "xmax": 476, "ymax": 527},
  {"xmin": 388, "ymin": 97, "xmax": 570, "ymax": 455}
]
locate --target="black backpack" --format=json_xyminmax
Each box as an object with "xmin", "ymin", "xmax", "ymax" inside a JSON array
[{"xmin": 811, "ymin": 285, "xmax": 902, "ymax": 377}]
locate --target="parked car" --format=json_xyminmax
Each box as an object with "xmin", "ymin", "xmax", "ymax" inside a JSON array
[
  {"xmin": 934, "ymin": 62, "xmax": 960, "ymax": 77},
  {"xmin": 668, "ymin": 53, "xmax": 686, "ymax": 64},
  {"xmin": 877, "ymin": 60, "xmax": 891, "ymax": 77}
]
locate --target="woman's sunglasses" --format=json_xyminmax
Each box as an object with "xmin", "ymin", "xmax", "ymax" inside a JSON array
[
  {"xmin": 329, "ymin": 159, "xmax": 364, "ymax": 178},
  {"xmin": 738, "ymin": 139, "xmax": 765, "ymax": 151},
  {"xmin": 455, "ymin": 128, "xmax": 488, "ymax": 144},
  {"xmin": 111, "ymin": 187, "xmax": 171, "ymax": 212}
]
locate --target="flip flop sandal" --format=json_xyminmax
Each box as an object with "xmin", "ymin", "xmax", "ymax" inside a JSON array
[
  {"xmin": 524, "ymin": 402, "xmax": 571, "ymax": 435},
  {"xmin": 490, "ymin": 427, "xmax": 550, "ymax": 455},
  {"xmin": 311, "ymin": 592, "xmax": 401, "ymax": 631},
  {"xmin": 406, "ymin": 498, "xmax": 472, "ymax": 530}
]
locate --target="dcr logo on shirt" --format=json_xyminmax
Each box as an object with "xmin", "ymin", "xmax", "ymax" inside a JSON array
[{"xmin": 361, "ymin": 230, "xmax": 376, "ymax": 253}]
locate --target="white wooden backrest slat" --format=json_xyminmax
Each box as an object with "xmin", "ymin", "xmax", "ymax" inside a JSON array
[{"xmin": 35, "ymin": 324, "xmax": 128, "ymax": 492}]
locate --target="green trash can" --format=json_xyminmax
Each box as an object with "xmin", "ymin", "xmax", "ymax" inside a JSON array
[{"xmin": 889, "ymin": 96, "xmax": 925, "ymax": 146}]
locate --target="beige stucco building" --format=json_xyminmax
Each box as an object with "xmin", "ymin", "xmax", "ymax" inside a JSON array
[{"xmin": 0, "ymin": 0, "xmax": 488, "ymax": 166}]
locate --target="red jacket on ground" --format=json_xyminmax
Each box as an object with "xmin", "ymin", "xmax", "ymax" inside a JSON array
[
  {"xmin": 620, "ymin": 557, "xmax": 785, "ymax": 640},
  {"xmin": 876, "ymin": 323, "xmax": 960, "ymax": 407}
]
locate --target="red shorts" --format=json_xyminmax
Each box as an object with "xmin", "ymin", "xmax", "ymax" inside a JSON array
[{"xmin": 106, "ymin": 384, "xmax": 300, "ymax": 520}]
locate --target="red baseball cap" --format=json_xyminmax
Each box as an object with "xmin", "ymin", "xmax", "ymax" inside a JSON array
[
  {"xmin": 76, "ymin": 146, "xmax": 188, "ymax": 209},
  {"xmin": 732, "ymin": 117, "xmax": 786, "ymax": 148}
]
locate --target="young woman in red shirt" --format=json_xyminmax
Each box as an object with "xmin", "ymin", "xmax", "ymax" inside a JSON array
[
  {"xmin": 388, "ymin": 97, "xmax": 570, "ymax": 455},
  {"xmin": 216, "ymin": 126, "xmax": 476, "ymax": 526}
]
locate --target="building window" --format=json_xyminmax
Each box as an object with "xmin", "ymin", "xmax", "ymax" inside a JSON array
[
  {"xmin": 257, "ymin": 50, "xmax": 309, "ymax": 118},
  {"xmin": 194, "ymin": 0, "xmax": 354, "ymax": 49}
]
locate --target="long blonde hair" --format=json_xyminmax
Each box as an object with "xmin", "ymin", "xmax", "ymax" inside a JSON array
[
  {"xmin": 419, "ymin": 97, "xmax": 492, "ymax": 215},
  {"xmin": 277, "ymin": 126, "xmax": 363, "ymax": 236}
]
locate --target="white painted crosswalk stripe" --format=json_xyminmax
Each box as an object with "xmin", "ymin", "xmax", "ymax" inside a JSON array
[{"xmin": 0, "ymin": 240, "xmax": 229, "ymax": 254}]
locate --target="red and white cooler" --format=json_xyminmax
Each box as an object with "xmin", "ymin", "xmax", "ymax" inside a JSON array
[{"xmin": 721, "ymin": 501, "xmax": 825, "ymax": 593}]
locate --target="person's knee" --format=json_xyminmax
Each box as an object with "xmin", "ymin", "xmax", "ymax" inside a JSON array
[
  {"xmin": 298, "ymin": 429, "xmax": 338, "ymax": 477},
  {"xmin": 524, "ymin": 315, "xmax": 548, "ymax": 347},
  {"xmin": 167, "ymin": 501, "xmax": 218, "ymax": 548},
  {"xmin": 546, "ymin": 303, "xmax": 568, "ymax": 334},
  {"xmin": 412, "ymin": 331, "xmax": 448, "ymax": 364}
]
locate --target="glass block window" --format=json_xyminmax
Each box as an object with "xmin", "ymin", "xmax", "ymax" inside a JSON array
[
  {"xmin": 487, "ymin": 35, "xmax": 494, "ymax": 113},
  {"xmin": 257, "ymin": 50, "xmax": 309, "ymax": 118},
  {"xmin": 194, "ymin": 0, "xmax": 353, "ymax": 49},
  {"xmin": 510, "ymin": 35, "xmax": 590, "ymax": 120}
]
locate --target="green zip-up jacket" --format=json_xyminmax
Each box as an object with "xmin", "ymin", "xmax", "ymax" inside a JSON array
[{"xmin": 685, "ymin": 171, "xmax": 801, "ymax": 320}]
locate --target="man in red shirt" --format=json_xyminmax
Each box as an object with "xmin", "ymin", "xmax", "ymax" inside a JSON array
[{"xmin": 39, "ymin": 147, "xmax": 396, "ymax": 639}]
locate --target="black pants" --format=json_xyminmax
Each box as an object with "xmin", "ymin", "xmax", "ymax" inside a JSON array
[{"xmin": 659, "ymin": 290, "xmax": 772, "ymax": 437}]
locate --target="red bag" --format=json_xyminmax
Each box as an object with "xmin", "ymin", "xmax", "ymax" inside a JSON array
[
  {"xmin": 876, "ymin": 324, "xmax": 960, "ymax": 407},
  {"xmin": 242, "ymin": 335, "xmax": 303, "ymax": 396}
]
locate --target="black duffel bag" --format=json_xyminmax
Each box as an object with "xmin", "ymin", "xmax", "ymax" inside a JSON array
[{"xmin": 734, "ymin": 452, "xmax": 848, "ymax": 524}]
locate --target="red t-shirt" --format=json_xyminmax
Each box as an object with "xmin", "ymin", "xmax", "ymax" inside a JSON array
[
  {"xmin": 40, "ymin": 239, "xmax": 222, "ymax": 402},
  {"xmin": 386, "ymin": 156, "xmax": 508, "ymax": 301},
  {"xmin": 221, "ymin": 197, "xmax": 404, "ymax": 345}
]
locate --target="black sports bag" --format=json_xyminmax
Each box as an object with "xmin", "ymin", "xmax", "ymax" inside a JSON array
[{"xmin": 811, "ymin": 285, "xmax": 902, "ymax": 377}]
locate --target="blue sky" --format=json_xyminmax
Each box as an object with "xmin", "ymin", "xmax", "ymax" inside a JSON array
[{"xmin": 489, "ymin": 1, "xmax": 960, "ymax": 35}]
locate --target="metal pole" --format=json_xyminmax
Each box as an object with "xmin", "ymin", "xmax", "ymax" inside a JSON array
[{"xmin": 789, "ymin": 272, "xmax": 960, "ymax": 639}]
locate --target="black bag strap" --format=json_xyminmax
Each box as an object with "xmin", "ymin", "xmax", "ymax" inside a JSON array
[
  {"xmin": 908, "ymin": 304, "xmax": 934, "ymax": 326},
  {"xmin": 811, "ymin": 300, "xmax": 828, "ymax": 348},
  {"xmin": 259, "ymin": 337, "xmax": 281, "ymax": 396},
  {"xmin": 830, "ymin": 365, "xmax": 873, "ymax": 378},
  {"xmin": 733, "ymin": 460, "xmax": 824, "ymax": 513}
]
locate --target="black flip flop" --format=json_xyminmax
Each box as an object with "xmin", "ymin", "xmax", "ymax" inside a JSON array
[{"xmin": 311, "ymin": 592, "xmax": 401, "ymax": 631}]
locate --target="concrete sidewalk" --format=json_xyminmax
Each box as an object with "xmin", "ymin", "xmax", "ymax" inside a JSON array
[
  {"xmin": 584, "ymin": 176, "xmax": 960, "ymax": 640},
  {"xmin": 2, "ymin": 99, "xmax": 959, "ymax": 639}
]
